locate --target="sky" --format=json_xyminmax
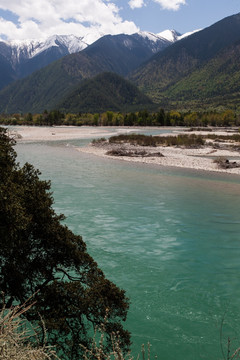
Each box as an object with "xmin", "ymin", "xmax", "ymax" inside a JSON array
[{"xmin": 0, "ymin": 0, "xmax": 239, "ymax": 42}]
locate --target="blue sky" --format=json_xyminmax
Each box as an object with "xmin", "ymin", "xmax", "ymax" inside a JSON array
[
  {"xmin": 0, "ymin": 0, "xmax": 239, "ymax": 42},
  {"xmin": 120, "ymin": 0, "xmax": 240, "ymax": 33}
]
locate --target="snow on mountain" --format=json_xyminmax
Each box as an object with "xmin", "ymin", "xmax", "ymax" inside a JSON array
[
  {"xmin": 135, "ymin": 31, "xmax": 173, "ymax": 54},
  {"xmin": 4, "ymin": 34, "xmax": 88, "ymax": 65},
  {"xmin": 137, "ymin": 29, "xmax": 197, "ymax": 46},
  {"xmin": 138, "ymin": 29, "xmax": 183, "ymax": 43},
  {"xmin": 138, "ymin": 31, "xmax": 169, "ymax": 43},
  {"xmin": 1, "ymin": 29, "xmax": 199, "ymax": 66},
  {"xmin": 157, "ymin": 30, "xmax": 181, "ymax": 42},
  {"xmin": 177, "ymin": 29, "xmax": 201, "ymax": 40},
  {"xmin": 153, "ymin": 29, "xmax": 201, "ymax": 42}
]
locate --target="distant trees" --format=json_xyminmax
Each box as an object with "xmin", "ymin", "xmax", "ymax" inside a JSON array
[
  {"xmin": 0, "ymin": 127, "xmax": 130, "ymax": 359},
  {"xmin": 0, "ymin": 108, "xmax": 239, "ymax": 127}
]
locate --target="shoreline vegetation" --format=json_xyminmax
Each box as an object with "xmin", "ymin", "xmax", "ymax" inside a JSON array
[
  {"xmin": 8, "ymin": 125, "xmax": 240, "ymax": 175},
  {"xmin": 0, "ymin": 108, "xmax": 240, "ymax": 127}
]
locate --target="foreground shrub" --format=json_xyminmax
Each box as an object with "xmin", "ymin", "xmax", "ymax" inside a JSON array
[{"xmin": 0, "ymin": 127, "xmax": 130, "ymax": 360}]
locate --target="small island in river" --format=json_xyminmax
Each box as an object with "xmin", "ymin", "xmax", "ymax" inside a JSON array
[{"xmin": 78, "ymin": 128, "xmax": 240, "ymax": 175}]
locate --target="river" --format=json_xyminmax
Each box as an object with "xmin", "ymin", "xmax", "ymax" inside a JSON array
[{"xmin": 15, "ymin": 129, "xmax": 240, "ymax": 360}]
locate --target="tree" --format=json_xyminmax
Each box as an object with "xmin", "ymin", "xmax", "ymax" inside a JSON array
[
  {"xmin": 0, "ymin": 127, "xmax": 130, "ymax": 359},
  {"xmin": 155, "ymin": 109, "xmax": 165, "ymax": 126},
  {"xmin": 221, "ymin": 110, "xmax": 235, "ymax": 126}
]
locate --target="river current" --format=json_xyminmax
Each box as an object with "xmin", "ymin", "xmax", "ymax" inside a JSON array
[{"xmin": 15, "ymin": 128, "xmax": 240, "ymax": 360}]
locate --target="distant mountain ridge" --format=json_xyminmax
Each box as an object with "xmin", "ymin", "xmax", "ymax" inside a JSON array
[
  {"xmin": 1, "ymin": 29, "xmax": 187, "ymax": 63},
  {"xmin": 0, "ymin": 29, "xmax": 192, "ymax": 91}
]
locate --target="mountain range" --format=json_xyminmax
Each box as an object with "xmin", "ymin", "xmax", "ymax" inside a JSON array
[
  {"xmin": 0, "ymin": 29, "xmax": 186, "ymax": 113},
  {"xmin": 0, "ymin": 30, "xmax": 185, "ymax": 91},
  {"xmin": 0, "ymin": 13, "xmax": 240, "ymax": 113}
]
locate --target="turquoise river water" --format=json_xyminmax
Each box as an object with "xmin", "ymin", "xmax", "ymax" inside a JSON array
[{"xmin": 15, "ymin": 127, "xmax": 240, "ymax": 360}]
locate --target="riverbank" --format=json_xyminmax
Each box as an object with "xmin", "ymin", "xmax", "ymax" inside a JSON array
[
  {"xmin": 7, "ymin": 125, "xmax": 240, "ymax": 174},
  {"xmin": 7, "ymin": 125, "xmax": 127, "ymax": 142},
  {"xmin": 78, "ymin": 129, "xmax": 240, "ymax": 175}
]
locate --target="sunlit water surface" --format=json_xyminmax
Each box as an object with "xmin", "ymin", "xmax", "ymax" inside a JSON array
[{"xmin": 15, "ymin": 128, "xmax": 240, "ymax": 360}]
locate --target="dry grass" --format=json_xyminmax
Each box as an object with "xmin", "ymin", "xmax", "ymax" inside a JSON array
[
  {"xmin": 81, "ymin": 311, "xmax": 153, "ymax": 360},
  {"xmin": 82, "ymin": 331, "xmax": 153, "ymax": 360},
  {"xmin": 108, "ymin": 134, "xmax": 205, "ymax": 148},
  {"xmin": 0, "ymin": 299, "xmax": 59, "ymax": 360},
  {"xmin": 0, "ymin": 300, "xmax": 153, "ymax": 360},
  {"xmin": 2, "ymin": 302, "xmax": 239, "ymax": 360},
  {"xmin": 0, "ymin": 302, "xmax": 152, "ymax": 360}
]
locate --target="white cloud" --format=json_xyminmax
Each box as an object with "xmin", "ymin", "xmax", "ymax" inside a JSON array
[
  {"xmin": 0, "ymin": 0, "xmax": 139, "ymax": 41},
  {"xmin": 128, "ymin": 0, "xmax": 145, "ymax": 10},
  {"xmin": 153, "ymin": 0, "xmax": 186, "ymax": 10},
  {"xmin": 128, "ymin": 0, "xmax": 186, "ymax": 10}
]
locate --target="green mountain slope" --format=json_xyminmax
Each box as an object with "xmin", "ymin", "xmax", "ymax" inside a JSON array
[
  {"xmin": 130, "ymin": 12, "xmax": 240, "ymax": 107},
  {"xmin": 163, "ymin": 39, "xmax": 240, "ymax": 108},
  {"xmin": 0, "ymin": 52, "xmax": 106, "ymax": 113},
  {"xmin": 57, "ymin": 72, "xmax": 154, "ymax": 113}
]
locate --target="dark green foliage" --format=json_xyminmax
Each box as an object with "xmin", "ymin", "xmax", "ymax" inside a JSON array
[
  {"xmin": 57, "ymin": 72, "xmax": 154, "ymax": 113},
  {"xmin": 0, "ymin": 127, "xmax": 130, "ymax": 359}
]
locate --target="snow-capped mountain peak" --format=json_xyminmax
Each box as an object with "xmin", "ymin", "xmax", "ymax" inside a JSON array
[
  {"xmin": 4, "ymin": 34, "xmax": 88, "ymax": 65},
  {"xmin": 177, "ymin": 29, "xmax": 201, "ymax": 40},
  {"xmin": 156, "ymin": 29, "xmax": 201, "ymax": 42},
  {"xmin": 157, "ymin": 29, "xmax": 181, "ymax": 42},
  {"xmin": 1, "ymin": 29, "xmax": 199, "ymax": 67},
  {"xmin": 138, "ymin": 31, "xmax": 168, "ymax": 43},
  {"xmin": 137, "ymin": 29, "xmax": 196, "ymax": 45},
  {"xmin": 48, "ymin": 34, "xmax": 89, "ymax": 54}
]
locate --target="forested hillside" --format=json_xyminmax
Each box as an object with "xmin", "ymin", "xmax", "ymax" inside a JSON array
[{"xmin": 58, "ymin": 72, "xmax": 154, "ymax": 113}]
